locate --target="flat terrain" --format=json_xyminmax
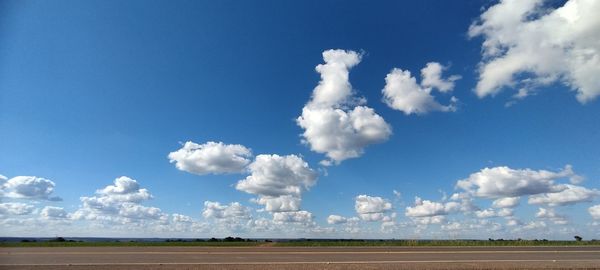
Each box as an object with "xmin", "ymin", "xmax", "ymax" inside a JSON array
[{"xmin": 1, "ymin": 246, "xmax": 599, "ymax": 269}]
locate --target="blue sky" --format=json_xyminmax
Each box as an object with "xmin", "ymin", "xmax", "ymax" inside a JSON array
[{"xmin": 1, "ymin": 0, "xmax": 599, "ymax": 239}]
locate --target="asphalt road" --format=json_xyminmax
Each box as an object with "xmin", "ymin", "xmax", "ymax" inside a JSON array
[{"xmin": 1, "ymin": 246, "xmax": 599, "ymax": 269}]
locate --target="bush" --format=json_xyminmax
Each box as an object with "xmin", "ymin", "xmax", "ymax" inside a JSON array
[{"xmin": 49, "ymin": 237, "xmax": 66, "ymax": 242}]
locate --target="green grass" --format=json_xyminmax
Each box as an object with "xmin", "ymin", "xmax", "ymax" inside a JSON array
[
  {"xmin": 2, "ymin": 239, "xmax": 599, "ymax": 248},
  {"xmin": 0, "ymin": 241, "xmax": 262, "ymax": 247},
  {"xmin": 273, "ymin": 239, "xmax": 600, "ymax": 247}
]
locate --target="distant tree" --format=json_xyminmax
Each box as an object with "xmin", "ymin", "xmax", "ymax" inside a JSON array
[
  {"xmin": 574, "ymin": 236, "xmax": 583, "ymax": 241},
  {"xmin": 50, "ymin": 237, "xmax": 66, "ymax": 242}
]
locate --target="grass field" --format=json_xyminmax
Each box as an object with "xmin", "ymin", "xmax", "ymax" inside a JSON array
[
  {"xmin": 0, "ymin": 241, "xmax": 263, "ymax": 247},
  {"xmin": 273, "ymin": 239, "xmax": 600, "ymax": 247},
  {"xmin": 1, "ymin": 239, "xmax": 599, "ymax": 247}
]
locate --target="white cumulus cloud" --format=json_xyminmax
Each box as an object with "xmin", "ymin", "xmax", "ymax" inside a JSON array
[
  {"xmin": 469, "ymin": 0, "xmax": 600, "ymax": 103},
  {"xmin": 236, "ymin": 154, "xmax": 316, "ymax": 213},
  {"xmin": 168, "ymin": 141, "xmax": 252, "ymax": 175},
  {"xmin": 413, "ymin": 215, "xmax": 446, "ymax": 225},
  {"xmin": 0, "ymin": 202, "xmax": 35, "ymax": 216},
  {"xmin": 0, "ymin": 176, "xmax": 61, "ymax": 201},
  {"xmin": 535, "ymin": 208, "xmax": 568, "ymax": 225},
  {"xmin": 272, "ymin": 210, "xmax": 313, "ymax": 224},
  {"xmin": 528, "ymin": 184, "xmax": 600, "ymax": 206},
  {"xmin": 327, "ymin": 214, "xmax": 348, "ymax": 224},
  {"xmin": 382, "ymin": 63, "xmax": 460, "ymax": 115},
  {"xmin": 589, "ymin": 205, "xmax": 600, "ymax": 219},
  {"xmin": 456, "ymin": 166, "xmax": 576, "ymax": 198},
  {"xmin": 72, "ymin": 176, "xmax": 167, "ymax": 224},
  {"xmin": 40, "ymin": 206, "xmax": 68, "ymax": 220},
  {"xmin": 172, "ymin": 213, "xmax": 193, "ymax": 223},
  {"xmin": 297, "ymin": 49, "xmax": 392, "ymax": 165},
  {"xmin": 255, "ymin": 195, "xmax": 301, "ymax": 213},
  {"xmin": 95, "ymin": 176, "xmax": 152, "ymax": 203},
  {"xmin": 420, "ymin": 62, "xmax": 462, "ymax": 92},
  {"xmin": 202, "ymin": 201, "xmax": 251, "ymax": 220},
  {"xmin": 405, "ymin": 197, "xmax": 460, "ymax": 217},
  {"xmin": 475, "ymin": 208, "xmax": 513, "ymax": 218},
  {"xmin": 355, "ymin": 195, "xmax": 393, "ymax": 221},
  {"xmin": 492, "ymin": 196, "xmax": 520, "ymax": 208}
]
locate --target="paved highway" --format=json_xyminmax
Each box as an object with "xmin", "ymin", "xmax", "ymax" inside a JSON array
[{"xmin": 1, "ymin": 246, "xmax": 599, "ymax": 269}]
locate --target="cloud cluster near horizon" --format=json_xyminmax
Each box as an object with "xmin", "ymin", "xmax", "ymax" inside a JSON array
[{"xmin": 2, "ymin": 163, "xmax": 600, "ymax": 238}]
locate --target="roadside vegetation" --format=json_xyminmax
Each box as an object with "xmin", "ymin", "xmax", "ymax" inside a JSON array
[
  {"xmin": 0, "ymin": 237, "xmax": 261, "ymax": 247},
  {"xmin": 2, "ymin": 237, "xmax": 599, "ymax": 247},
  {"xmin": 274, "ymin": 238, "xmax": 600, "ymax": 247}
]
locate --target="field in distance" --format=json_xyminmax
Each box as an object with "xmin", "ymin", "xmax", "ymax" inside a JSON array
[{"xmin": 2, "ymin": 237, "xmax": 599, "ymax": 247}]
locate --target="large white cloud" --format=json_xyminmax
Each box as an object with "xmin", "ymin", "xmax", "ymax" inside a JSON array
[
  {"xmin": 469, "ymin": 0, "xmax": 600, "ymax": 103},
  {"xmin": 236, "ymin": 154, "xmax": 316, "ymax": 213},
  {"xmin": 94, "ymin": 176, "xmax": 152, "ymax": 203},
  {"xmin": 327, "ymin": 214, "xmax": 348, "ymax": 225},
  {"xmin": 456, "ymin": 166, "xmax": 576, "ymax": 198},
  {"xmin": 412, "ymin": 215, "xmax": 446, "ymax": 225},
  {"xmin": 0, "ymin": 202, "xmax": 35, "ymax": 216},
  {"xmin": 528, "ymin": 184, "xmax": 600, "ymax": 206},
  {"xmin": 236, "ymin": 154, "xmax": 317, "ymax": 197},
  {"xmin": 535, "ymin": 207, "xmax": 568, "ymax": 225},
  {"xmin": 308, "ymin": 49, "xmax": 362, "ymax": 107},
  {"xmin": 420, "ymin": 62, "xmax": 462, "ymax": 93},
  {"xmin": 355, "ymin": 195, "xmax": 393, "ymax": 221},
  {"xmin": 168, "ymin": 141, "xmax": 252, "ymax": 175},
  {"xmin": 72, "ymin": 176, "xmax": 167, "ymax": 224},
  {"xmin": 405, "ymin": 197, "xmax": 460, "ymax": 217},
  {"xmin": 441, "ymin": 219, "xmax": 503, "ymax": 233},
  {"xmin": 255, "ymin": 195, "xmax": 301, "ymax": 213},
  {"xmin": 297, "ymin": 49, "xmax": 392, "ymax": 165},
  {"xmin": 475, "ymin": 208, "xmax": 513, "ymax": 218},
  {"xmin": 0, "ymin": 176, "xmax": 61, "ymax": 201},
  {"xmin": 382, "ymin": 63, "xmax": 459, "ymax": 115},
  {"xmin": 196, "ymin": 201, "xmax": 254, "ymax": 234},
  {"xmin": 492, "ymin": 196, "xmax": 520, "ymax": 208},
  {"xmin": 172, "ymin": 213, "xmax": 193, "ymax": 223},
  {"xmin": 118, "ymin": 204, "xmax": 165, "ymax": 220},
  {"xmin": 40, "ymin": 206, "xmax": 68, "ymax": 220},
  {"xmin": 521, "ymin": 221, "xmax": 547, "ymax": 230},
  {"xmin": 589, "ymin": 205, "xmax": 600, "ymax": 219},
  {"xmin": 202, "ymin": 201, "xmax": 251, "ymax": 220},
  {"xmin": 272, "ymin": 210, "xmax": 313, "ymax": 224},
  {"xmin": 230, "ymin": 154, "xmax": 319, "ymax": 226}
]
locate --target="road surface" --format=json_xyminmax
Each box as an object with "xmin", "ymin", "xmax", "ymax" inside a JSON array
[{"xmin": 1, "ymin": 246, "xmax": 599, "ymax": 269}]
